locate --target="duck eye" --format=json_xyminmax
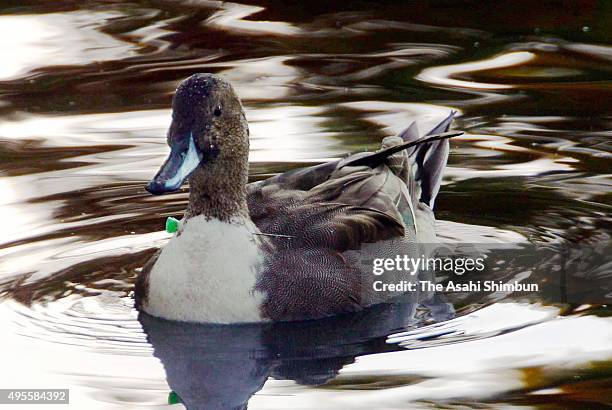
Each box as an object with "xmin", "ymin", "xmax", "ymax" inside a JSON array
[{"xmin": 213, "ymin": 106, "xmax": 222, "ymax": 117}]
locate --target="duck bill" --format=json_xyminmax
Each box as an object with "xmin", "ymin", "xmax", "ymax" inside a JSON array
[{"xmin": 146, "ymin": 133, "xmax": 202, "ymax": 195}]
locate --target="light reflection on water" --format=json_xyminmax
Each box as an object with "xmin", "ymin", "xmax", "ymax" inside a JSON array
[
  {"xmin": 0, "ymin": 12, "xmax": 138, "ymax": 80},
  {"xmin": 418, "ymin": 51, "xmax": 537, "ymax": 90},
  {"xmin": 0, "ymin": 0, "xmax": 610, "ymax": 408}
]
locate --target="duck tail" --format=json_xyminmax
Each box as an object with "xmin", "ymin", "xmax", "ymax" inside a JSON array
[
  {"xmin": 401, "ymin": 111, "xmax": 456, "ymax": 209},
  {"xmin": 338, "ymin": 111, "xmax": 460, "ymax": 209}
]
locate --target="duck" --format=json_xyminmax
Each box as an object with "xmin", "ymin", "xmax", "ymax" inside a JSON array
[{"xmin": 135, "ymin": 73, "xmax": 460, "ymax": 324}]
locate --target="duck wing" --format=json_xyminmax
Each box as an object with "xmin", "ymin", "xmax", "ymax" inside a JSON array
[
  {"xmin": 248, "ymin": 156, "xmax": 420, "ymax": 250},
  {"xmin": 247, "ymin": 126, "xmax": 461, "ymax": 245}
]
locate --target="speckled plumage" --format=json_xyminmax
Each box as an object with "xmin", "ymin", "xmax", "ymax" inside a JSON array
[{"xmin": 136, "ymin": 73, "xmax": 458, "ymax": 323}]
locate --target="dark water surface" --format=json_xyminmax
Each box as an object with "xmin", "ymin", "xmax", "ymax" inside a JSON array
[{"xmin": 0, "ymin": 1, "xmax": 611, "ymax": 409}]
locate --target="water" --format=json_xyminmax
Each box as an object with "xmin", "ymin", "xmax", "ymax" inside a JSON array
[{"xmin": 0, "ymin": 1, "xmax": 610, "ymax": 408}]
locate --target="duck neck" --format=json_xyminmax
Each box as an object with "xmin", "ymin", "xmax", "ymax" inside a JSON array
[{"xmin": 186, "ymin": 157, "xmax": 249, "ymax": 223}]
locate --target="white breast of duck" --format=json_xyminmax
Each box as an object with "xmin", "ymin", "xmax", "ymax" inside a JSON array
[{"xmin": 143, "ymin": 215, "xmax": 267, "ymax": 323}]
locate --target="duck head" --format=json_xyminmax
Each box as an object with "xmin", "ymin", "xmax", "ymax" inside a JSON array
[{"xmin": 146, "ymin": 73, "xmax": 250, "ymax": 220}]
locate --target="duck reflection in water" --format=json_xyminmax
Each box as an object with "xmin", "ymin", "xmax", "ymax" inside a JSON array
[{"xmin": 139, "ymin": 292, "xmax": 454, "ymax": 410}]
